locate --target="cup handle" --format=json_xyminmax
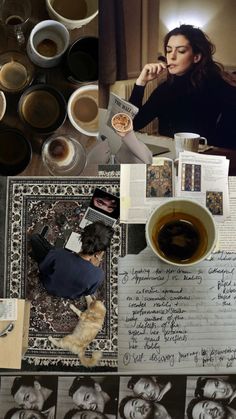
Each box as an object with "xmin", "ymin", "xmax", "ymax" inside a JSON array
[
  {"xmin": 199, "ymin": 137, "xmax": 207, "ymax": 145},
  {"xmin": 33, "ymin": 72, "xmax": 47, "ymax": 85}
]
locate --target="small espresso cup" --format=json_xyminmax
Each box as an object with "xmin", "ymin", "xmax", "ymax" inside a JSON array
[
  {"xmin": 0, "ymin": 51, "xmax": 34, "ymax": 93},
  {"xmin": 67, "ymin": 84, "xmax": 98, "ymax": 136},
  {"xmin": 0, "ymin": 0, "xmax": 31, "ymax": 47},
  {"xmin": 174, "ymin": 132, "xmax": 207, "ymax": 157},
  {"xmin": 27, "ymin": 20, "xmax": 70, "ymax": 68},
  {"xmin": 42, "ymin": 134, "xmax": 87, "ymax": 176},
  {"xmin": 66, "ymin": 37, "xmax": 98, "ymax": 83},
  {"xmin": 46, "ymin": 0, "xmax": 98, "ymax": 30},
  {"xmin": 145, "ymin": 198, "xmax": 217, "ymax": 266},
  {"xmin": 0, "ymin": 128, "xmax": 32, "ymax": 175},
  {"xmin": 19, "ymin": 84, "xmax": 67, "ymax": 134}
]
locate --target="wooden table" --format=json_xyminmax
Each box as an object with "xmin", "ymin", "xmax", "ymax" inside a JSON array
[{"xmin": 0, "ymin": 0, "xmax": 98, "ymax": 176}]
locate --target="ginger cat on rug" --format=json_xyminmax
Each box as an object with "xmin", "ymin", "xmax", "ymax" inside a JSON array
[{"xmin": 49, "ymin": 295, "xmax": 106, "ymax": 367}]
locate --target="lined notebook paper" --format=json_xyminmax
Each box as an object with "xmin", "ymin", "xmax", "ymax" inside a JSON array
[{"xmin": 118, "ymin": 249, "xmax": 236, "ymax": 373}]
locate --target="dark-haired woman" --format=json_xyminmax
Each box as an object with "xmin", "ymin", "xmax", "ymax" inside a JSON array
[
  {"xmin": 30, "ymin": 222, "xmax": 113, "ymax": 299},
  {"xmin": 130, "ymin": 24, "xmax": 236, "ymax": 148}
]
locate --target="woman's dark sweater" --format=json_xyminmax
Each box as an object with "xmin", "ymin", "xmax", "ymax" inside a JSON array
[{"xmin": 129, "ymin": 72, "xmax": 236, "ymax": 148}]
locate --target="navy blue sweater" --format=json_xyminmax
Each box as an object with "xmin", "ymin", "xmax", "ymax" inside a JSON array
[{"xmin": 39, "ymin": 248, "xmax": 104, "ymax": 299}]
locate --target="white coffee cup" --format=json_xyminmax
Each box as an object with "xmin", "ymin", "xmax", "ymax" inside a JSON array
[
  {"xmin": 46, "ymin": 0, "xmax": 98, "ymax": 30},
  {"xmin": 174, "ymin": 132, "xmax": 207, "ymax": 157},
  {"xmin": 0, "ymin": 91, "xmax": 6, "ymax": 120},
  {"xmin": 67, "ymin": 84, "xmax": 98, "ymax": 137},
  {"xmin": 145, "ymin": 198, "xmax": 217, "ymax": 267},
  {"xmin": 27, "ymin": 20, "xmax": 69, "ymax": 68}
]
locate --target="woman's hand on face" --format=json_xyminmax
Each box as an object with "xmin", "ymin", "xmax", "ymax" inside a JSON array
[{"xmin": 136, "ymin": 62, "xmax": 167, "ymax": 86}]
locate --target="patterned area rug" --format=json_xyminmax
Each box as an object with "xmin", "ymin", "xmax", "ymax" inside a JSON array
[{"xmin": 5, "ymin": 177, "xmax": 126, "ymax": 370}]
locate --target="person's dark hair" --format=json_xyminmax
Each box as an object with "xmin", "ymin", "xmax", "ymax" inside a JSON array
[
  {"xmin": 4, "ymin": 408, "xmax": 20, "ymax": 419},
  {"xmin": 119, "ymin": 396, "xmax": 135, "ymax": 419},
  {"xmin": 194, "ymin": 377, "xmax": 208, "ymax": 398},
  {"xmin": 163, "ymin": 24, "xmax": 234, "ymax": 87},
  {"xmin": 127, "ymin": 376, "xmax": 142, "ymax": 390},
  {"xmin": 69, "ymin": 377, "xmax": 96, "ymax": 398},
  {"xmin": 80, "ymin": 221, "xmax": 113, "ymax": 255},
  {"xmin": 11, "ymin": 376, "xmax": 36, "ymax": 397}
]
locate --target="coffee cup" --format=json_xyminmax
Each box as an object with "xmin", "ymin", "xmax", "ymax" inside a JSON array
[
  {"xmin": 0, "ymin": 91, "xmax": 6, "ymax": 121},
  {"xmin": 111, "ymin": 113, "xmax": 132, "ymax": 134},
  {"xmin": 42, "ymin": 134, "xmax": 87, "ymax": 176},
  {"xmin": 67, "ymin": 84, "xmax": 98, "ymax": 136},
  {"xmin": 0, "ymin": 51, "xmax": 34, "ymax": 93},
  {"xmin": 46, "ymin": 0, "xmax": 98, "ymax": 30},
  {"xmin": 27, "ymin": 20, "xmax": 70, "ymax": 68},
  {"xmin": 19, "ymin": 84, "xmax": 67, "ymax": 134},
  {"xmin": 0, "ymin": 128, "xmax": 32, "ymax": 175},
  {"xmin": 66, "ymin": 37, "xmax": 98, "ymax": 83},
  {"xmin": 174, "ymin": 132, "xmax": 207, "ymax": 157},
  {"xmin": 145, "ymin": 198, "xmax": 217, "ymax": 266}
]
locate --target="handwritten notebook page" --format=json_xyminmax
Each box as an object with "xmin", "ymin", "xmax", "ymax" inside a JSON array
[{"xmin": 118, "ymin": 249, "xmax": 236, "ymax": 373}]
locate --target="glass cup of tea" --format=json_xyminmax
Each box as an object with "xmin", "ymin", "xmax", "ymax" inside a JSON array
[
  {"xmin": 145, "ymin": 198, "xmax": 217, "ymax": 266},
  {"xmin": 41, "ymin": 135, "xmax": 87, "ymax": 176},
  {"xmin": 0, "ymin": 0, "xmax": 31, "ymax": 47}
]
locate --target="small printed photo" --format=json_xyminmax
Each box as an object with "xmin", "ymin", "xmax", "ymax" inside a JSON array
[
  {"xmin": 206, "ymin": 191, "xmax": 223, "ymax": 215},
  {"xmin": 118, "ymin": 375, "xmax": 186, "ymax": 419},
  {"xmin": 90, "ymin": 188, "xmax": 120, "ymax": 218},
  {"xmin": 181, "ymin": 164, "xmax": 201, "ymax": 192},
  {"xmin": 57, "ymin": 376, "xmax": 119, "ymax": 419},
  {"xmin": 146, "ymin": 162, "xmax": 173, "ymax": 198},
  {"xmin": 0, "ymin": 375, "xmax": 58, "ymax": 419},
  {"xmin": 185, "ymin": 375, "xmax": 236, "ymax": 419}
]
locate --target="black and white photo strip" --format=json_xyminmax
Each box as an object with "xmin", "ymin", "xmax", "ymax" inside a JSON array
[{"xmin": 1, "ymin": 375, "xmax": 236, "ymax": 418}]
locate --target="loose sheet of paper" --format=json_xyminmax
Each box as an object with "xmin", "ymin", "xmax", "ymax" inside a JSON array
[
  {"xmin": 0, "ymin": 299, "xmax": 17, "ymax": 321},
  {"xmin": 118, "ymin": 249, "xmax": 236, "ymax": 373}
]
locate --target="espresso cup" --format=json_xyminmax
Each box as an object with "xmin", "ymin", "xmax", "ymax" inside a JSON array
[
  {"xmin": 0, "ymin": 128, "xmax": 32, "ymax": 175},
  {"xmin": 27, "ymin": 20, "xmax": 70, "ymax": 68},
  {"xmin": 145, "ymin": 198, "xmax": 217, "ymax": 267},
  {"xmin": 19, "ymin": 84, "xmax": 67, "ymax": 134},
  {"xmin": 66, "ymin": 37, "xmax": 98, "ymax": 83},
  {"xmin": 67, "ymin": 84, "xmax": 98, "ymax": 136},
  {"xmin": 0, "ymin": 0, "xmax": 31, "ymax": 47},
  {"xmin": 0, "ymin": 51, "xmax": 34, "ymax": 93},
  {"xmin": 46, "ymin": 0, "xmax": 98, "ymax": 29},
  {"xmin": 0, "ymin": 91, "xmax": 6, "ymax": 121},
  {"xmin": 42, "ymin": 134, "xmax": 87, "ymax": 175},
  {"xmin": 174, "ymin": 132, "xmax": 207, "ymax": 157}
]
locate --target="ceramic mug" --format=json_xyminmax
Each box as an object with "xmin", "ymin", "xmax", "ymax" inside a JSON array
[
  {"xmin": 145, "ymin": 198, "xmax": 217, "ymax": 267},
  {"xmin": 27, "ymin": 20, "xmax": 70, "ymax": 68},
  {"xmin": 174, "ymin": 132, "xmax": 207, "ymax": 157},
  {"xmin": 0, "ymin": 128, "xmax": 32, "ymax": 175},
  {"xmin": 67, "ymin": 84, "xmax": 98, "ymax": 137},
  {"xmin": 66, "ymin": 37, "xmax": 98, "ymax": 83},
  {"xmin": 45, "ymin": 0, "xmax": 98, "ymax": 30}
]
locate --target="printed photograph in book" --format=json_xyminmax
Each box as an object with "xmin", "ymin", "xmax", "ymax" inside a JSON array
[{"xmin": 146, "ymin": 161, "xmax": 173, "ymax": 198}]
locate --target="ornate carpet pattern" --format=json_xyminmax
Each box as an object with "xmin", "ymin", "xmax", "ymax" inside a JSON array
[{"xmin": 5, "ymin": 177, "xmax": 126, "ymax": 370}]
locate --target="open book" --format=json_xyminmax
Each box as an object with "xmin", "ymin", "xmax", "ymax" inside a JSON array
[
  {"xmin": 120, "ymin": 151, "xmax": 230, "ymax": 223},
  {"xmin": 105, "ymin": 92, "xmax": 139, "ymax": 132}
]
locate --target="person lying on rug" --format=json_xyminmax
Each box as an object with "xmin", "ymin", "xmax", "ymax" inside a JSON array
[
  {"xmin": 11, "ymin": 376, "xmax": 57, "ymax": 419},
  {"xmin": 4, "ymin": 408, "xmax": 46, "ymax": 419},
  {"xmin": 30, "ymin": 221, "xmax": 114, "ymax": 299},
  {"xmin": 69, "ymin": 377, "xmax": 119, "ymax": 415},
  {"xmin": 63, "ymin": 408, "xmax": 112, "ymax": 418}
]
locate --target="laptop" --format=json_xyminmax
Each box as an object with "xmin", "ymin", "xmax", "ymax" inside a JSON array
[{"xmin": 79, "ymin": 188, "xmax": 120, "ymax": 229}]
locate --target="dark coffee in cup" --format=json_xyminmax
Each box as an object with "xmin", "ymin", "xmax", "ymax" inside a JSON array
[
  {"xmin": 52, "ymin": 0, "xmax": 87, "ymax": 19},
  {"xmin": 36, "ymin": 39, "xmax": 58, "ymax": 57},
  {"xmin": 0, "ymin": 129, "xmax": 32, "ymax": 175},
  {"xmin": 0, "ymin": 61, "xmax": 28, "ymax": 91},
  {"xmin": 66, "ymin": 37, "xmax": 98, "ymax": 83},
  {"xmin": 5, "ymin": 15, "xmax": 24, "ymax": 25},
  {"xmin": 19, "ymin": 85, "xmax": 67, "ymax": 133},
  {"xmin": 152, "ymin": 211, "xmax": 208, "ymax": 264}
]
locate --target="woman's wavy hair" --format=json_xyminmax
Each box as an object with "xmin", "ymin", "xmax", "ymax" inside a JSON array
[{"xmin": 163, "ymin": 24, "xmax": 236, "ymax": 87}]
